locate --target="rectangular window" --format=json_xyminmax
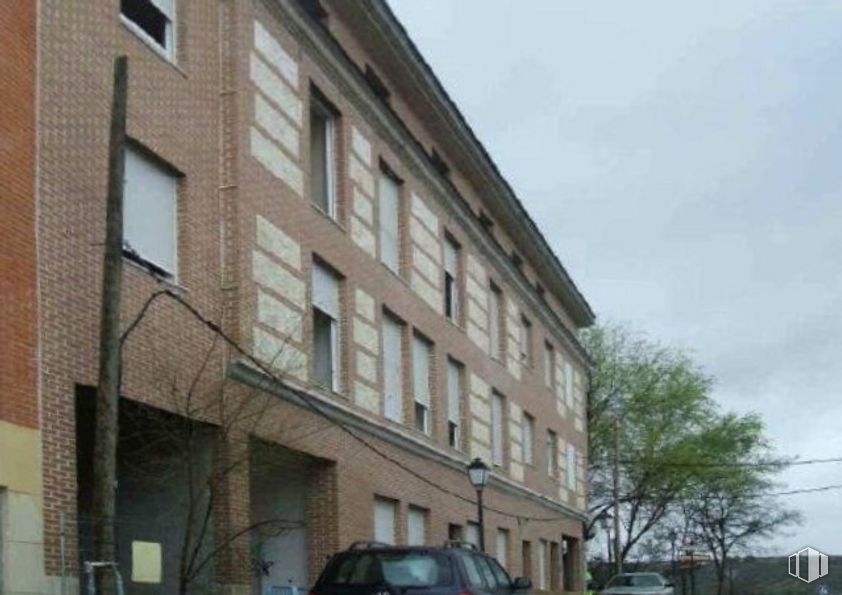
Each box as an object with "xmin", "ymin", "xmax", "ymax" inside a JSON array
[
  {"xmin": 544, "ymin": 342, "xmax": 555, "ymax": 388},
  {"xmin": 496, "ymin": 529, "xmax": 509, "ymax": 568},
  {"xmin": 121, "ymin": 0, "xmax": 175, "ymax": 58},
  {"xmin": 407, "ymin": 506, "xmax": 428, "ymax": 546},
  {"xmin": 443, "ymin": 235, "xmax": 461, "ymax": 322},
  {"xmin": 491, "ymin": 391, "xmax": 505, "ymax": 467},
  {"xmin": 466, "ymin": 522, "xmax": 481, "ymax": 549},
  {"xmin": 309, "ymin": 91, "xmax": 338, "ymax": 218},
  {"xmin": 521, "ymin": 541, "xmax": 532, "ymax": 581},
  {"xmin": 412, "ymin": 334, "xmax": 432, "ymax": 435},
  {"xmin": 566, "ymin": 444, "xmax": 577, "ymax": 491},
  {"xmin": 565, "ymin": 360, "xmax": 574, "ymax": 407},
  {"xmin": 124, "ymin": 145, "xmax": 178, "ymax": 278},
  {"xmin": 446, "ymin": 358, "xmax": 464, "ymax": 449},
  {"xmin": 382, "ymin": 312, "xmax": 404, "ymax": 423},
  {"xmin": 448, "ymin": 523, "xmax": 464, "ymax": 541},
  {"xmin": 373, "ymin": 497, "xmax": 397, "ymax": 545},
  {"xmin": 488, "ymin": 283, "xmax": 503, "ymax": 360},
  {"xmin": 519, "ymin": 315, "xmax": 532, "ymax": 366},
  {"xmin": 312, "ymin": 261, "xmax": 341, "ymax": 392},
  {"xmin": 522, "ymin": 413, "xmax": 535, "ymax": 465},
  {"xmin": 538, "ymin": 539, "xmax": 548, "ymax": 590},
  {"xmin": 546, "ymin": 430, "xmax": 558, "ymax": 477},
  {"xmin": 379, "ymin": 167, "xmax": 402, "ymax": 274}
]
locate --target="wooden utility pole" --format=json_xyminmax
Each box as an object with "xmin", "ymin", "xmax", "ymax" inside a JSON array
[
  {"xmin": 612, "ymin": 415, "xmax": 622, "ymax": 576},
  {"xmin": 91, "ymin": 55, "xmax": 128, "ymax": 593}
]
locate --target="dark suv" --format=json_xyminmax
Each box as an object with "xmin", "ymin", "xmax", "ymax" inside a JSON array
[{"xmin": 311, "ymin": 541, "xmax": 533, "ymax": 595}]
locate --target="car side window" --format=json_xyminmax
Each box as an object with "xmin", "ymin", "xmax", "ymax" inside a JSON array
[
  {"xmin": 461, "ymin": 553, "xmax": 491, "ymax": 589},
  {"xmin": 484, "ymin": 556, "xmax": 512, "ymax": 589},
  {"xmin": 472, "ymin": 554, "xmax": 499, "ymax": 589}
]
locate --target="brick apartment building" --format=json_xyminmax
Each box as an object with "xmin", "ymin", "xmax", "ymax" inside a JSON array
[{"xmin": 1, "ymin": 0, "xmax": 595, "ymax": 593}]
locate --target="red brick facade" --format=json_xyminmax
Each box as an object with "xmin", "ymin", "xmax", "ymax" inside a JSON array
[
  {"xmin": 27, "ymin": 1, "xmax": 594, "ymax": 592},
  {"xmin": 0, "ymin": 1, "xmax": 38, "ymax": 430}
]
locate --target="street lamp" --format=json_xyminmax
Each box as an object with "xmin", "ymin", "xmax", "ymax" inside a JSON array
[{"xmin": 466, "ymin": 458, "xmax": 490, "ymax": 552}]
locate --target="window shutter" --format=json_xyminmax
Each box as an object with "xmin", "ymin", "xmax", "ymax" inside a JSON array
[
  {"xmin": 489, "ymin": 288, "xmax": 501, "ymax": 356},
  {"xmin": 124, "ymin": 146, "xmax": 177, "ymax": 276},
  {"xmin": 382, "ymin": 316, "xmax": 403, "ymax": 422},
  {"xmin": 373, "ymin": 498, "xmax": 396, "ymax": 544},
  {"xmin": 496, "ymin": 530, "xmax": 508, "ymax": 567},
  {"xmin": 311, "ymin": 263, "xmax": 339, "ymax": 318},
  {"xmin": 466, "ymin": 523, "xmax": 481, "ymax": 549},
  {"xmin": 566, "ymin": 444, "xmax": 577, "ymax": 491},
  {"xmin": 564, "ymin": 361, "xmax": 574, "ymax": 407},
  {"xmin": 379, "ymin": 173, "xmax": 400, "ymax": 272},
  {"xmin": 412, "ymin": 336, "xmax": 430, "ymax": 407},
  {"xmin": 522, "ymin": 414, "xmax": 533, "ymax": 465},
  {"xmin": 407, "ymin": 508, "xmax": 427, "ymax": 546},
  {"xmin": 446, "ymin": 360, "xmax": 461, "ymax": 424},
  {"xmin": 444, "ymin": 238, "xmax": 458, "ymax": 276}
]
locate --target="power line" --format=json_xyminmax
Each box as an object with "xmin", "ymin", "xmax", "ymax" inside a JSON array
[{"xmin": 619, "ymin": 457, "xmax": 842, "ymax": 469}]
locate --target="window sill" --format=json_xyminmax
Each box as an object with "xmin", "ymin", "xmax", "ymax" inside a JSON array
[
  {"xmin": 119, "ymin": 16, "xmax": 187, "ymax": 79},
  {"xmin": 123, "ymin": 253, "xmax": 187, "ymax": 293},
  {"xmin": 310, "ymin": 202, "xmax": 345, "ymax": 231}
]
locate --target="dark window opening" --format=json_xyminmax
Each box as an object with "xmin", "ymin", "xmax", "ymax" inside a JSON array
[
  {"xmin": 299, "ymin": 0, "xmax": 328, "ymax": 24},
  {"xmin": 121, "ymin": 0, "xmax": 168, "ymax": 47},
  {"xmin": 448, "ymin": 421, "xmax": 459, "ymax": 448},
  {"xmin": 478, "ymin": 210, "xmax": 494, "ymax": 233},
  {"xmin": 511, "ymin": 251, "xmax": 523, "ymax": 269}
]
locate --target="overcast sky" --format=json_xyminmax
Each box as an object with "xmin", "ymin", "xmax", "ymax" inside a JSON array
[{"xmin": 388, "ymin": 0, "xmax": 842, "ymax": 555}]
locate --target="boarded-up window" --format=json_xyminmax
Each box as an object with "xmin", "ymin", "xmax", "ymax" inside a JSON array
[
  {"xmin": 379, "ymin": 169, "xmax": 401, "ymax": 274},
  {"xmin": 373, "ymin": 497, "xmax": 397, "ymax": 544},
  {"xmin": 447, "ymin": 358, "xmax": 463, "ymax": 449},
  {"xmin": 124, "ymin": 145, "xmax": 178, "ymax": 277},
  {"xmin": 309, "ymin": 91, "xmax": 337, "ymax": 218},
  {"xmin": 412, "ymin": 334, "xmax": 432, "ymax": 434},
  {"xmin": 407, "ymin": 506, "xmax": 428, "ymax": 546},
  {"xmin": 312, "ymin": 261, "xmax": 341, "ymax": 391},
  {"xmin": 382, "ymin": 313, "xmax": 404, "ymax": 423},
  {"xmin": 466, "ymin": 522, "xmax": 481, "ymax": 549},
  {"xmin": 491, "ymin": 391, "xmax": 505, "ymax": 467},
  {"xmin": 444, "ymin": 235, "xmax": 460, "ymax": 322}
]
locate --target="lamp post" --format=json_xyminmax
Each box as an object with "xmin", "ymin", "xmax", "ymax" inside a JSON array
[{"xmin": 467, "ymin": 458, "xmax": 490, "ymax": 552}]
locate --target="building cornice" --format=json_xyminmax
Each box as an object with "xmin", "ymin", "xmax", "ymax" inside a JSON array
[
  {"xmin": 266, "ymin": 0, "xmax": 592, "ymax": 368},
  {"xmin": 230, "ymin": 360, "xmax": 588, "ymax": 523}
]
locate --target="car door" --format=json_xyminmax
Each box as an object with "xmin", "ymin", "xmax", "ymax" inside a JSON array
[
  {"xmin": 479, "ymin": 555, "xmax": 518, "ymax": 595},
  {"xmin": 458, "ymin": 552, "xmax": 494, "ymax": 595}
]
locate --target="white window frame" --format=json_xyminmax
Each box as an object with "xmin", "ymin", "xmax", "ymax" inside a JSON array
[
  {"xmin": 522, "ymin": 412, "xmax": 534, "ymax": 466},
  {"xmin": 412, "ymin": 334, "xmax": 432, "ymax": 435},
  {"xmin": 123, "ymin": 144, "xmax": 178, "ymax": 280},
  {"xmin": 379, "ymin": 168, "xmax": 402, "ymax": 274},
  {"xmin": 446, "ymin": 358, "xmax": 463, "ymax": 450},
  {"xmin": 309, "ymin": 93, "xmax": 337, "ymax": 219},
  {"xmin": 311, "ymin": 262, "xmax": 342, "ymax": 392},
  {"xmin": 382, "ymin": 313, "xmax": 404, "ymax": 423},
  {"xmin": 443, "ymin": 235, "xmax": 461, "ymax": 323},
  {"xmin": 120, "ymin": 0, "xmax": 177, "ymax": 62}
]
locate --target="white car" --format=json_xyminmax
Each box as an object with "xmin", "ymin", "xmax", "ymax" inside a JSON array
[{"xmin": 599, "ymin": 572, "xmax": 675, "ymax": 595}]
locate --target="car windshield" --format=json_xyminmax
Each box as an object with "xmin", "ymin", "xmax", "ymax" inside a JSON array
[
  {"xmin": 608, "ymin": 574, "xmax": 663, "ymax": 587},
  {"xmin": 322, "ymin": 551, "xmax": 455, "ymax": 587}
]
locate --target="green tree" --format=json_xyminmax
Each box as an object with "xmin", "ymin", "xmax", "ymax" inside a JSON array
[
  {"xmin": 684, "ymin": 413, "xmax": 801, "ymax": 595},
  {"xmin": 583, "ymin": 323, "xmax": 717, "ymax": 566}
]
